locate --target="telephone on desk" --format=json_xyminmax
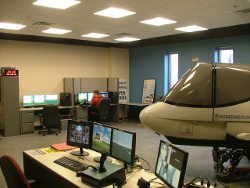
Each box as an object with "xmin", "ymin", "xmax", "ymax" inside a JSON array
[{"xmin": 79, "ymin": 99, "xmax": 90, "ymax": 107}]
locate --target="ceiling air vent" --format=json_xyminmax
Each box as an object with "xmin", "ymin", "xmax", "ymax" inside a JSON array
[
  {"xmin": 234, "ymin": 8, "xmax": 250, "ymax": 14},
  {"xmin": 32, "ymin": 21, "xmax": 56, "ymax": 27},
  {"xmin": 116, "ymin": 33, "xmax": 132, "ymax": 36},
  {"xmin": 232, "ymin": 8, "xmax": 250, "ymax": 19}
]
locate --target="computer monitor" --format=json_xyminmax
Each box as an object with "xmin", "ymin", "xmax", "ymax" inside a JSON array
[
  {"xmin": 67, "ymin": 120, "xmax": 93, "ymax": 156},
  {"xmin": 87, "ymin": 92, "xmax": 93, "ymax": 102},
  {"xmin": 78, "ymin": 93, "xmax": 87, "ymax": 103},
  {"xmin": 92, "ymin": 123, "xmax": 112, "ymax": 162},
  {"xmin": 100, "ymin": 92, "xmax": 108, "ymax": 98},
  {"xmin": 45, "ymin": 94, "xmax": 58, "ymax": 105},
  {"xmin": 33, "ymin": 95, "xmax": 46, "ymax": 105},
  {"xmin": 155, "ymin": 140, "xmax": 189, "ymax": 188},
  {"xmin": 110, "ymin": 128, "xmax": 136, "ymax": 167},
  {"xmin": 23, "ymin": 95, "xmax": 34, "ymax": 107}
]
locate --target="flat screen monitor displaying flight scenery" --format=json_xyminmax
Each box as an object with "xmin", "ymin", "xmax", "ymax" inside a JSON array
[
  {"xmin": 87, "ymin": 92, "xmax": 93, "ymax": 102},
  {"xmin": 23, "ymin": 95, "xmax": 34, "ymax": 107},
  {"xmin": 67, "ymin": 120, "xmax": 93, "ymax": 156},
  {"xmin": 78, "ymin": 93, "xmax": 87, "ymax": 103},
  {"xmin": 45, "ymin": 94, "xmax": 58, "ymax": 105},
  {"xmin": 100, "ymin": 92, "xmax": 108, "ymax": 98},
  {"xmin": 110, "ymin": 128, "xmax": 136, "ymax": 166},
  {"xmin": 92, "ymin": 123, "xmax": 112, "ymax": 153},
  {"xmin": 33, "ymin": 95, "xmax": 46, "ymax": 105},
  {"xmin": 155, "ymin": 140, "xmax": 189, "ymax": 188},
  {"xmin": 92, "ymin": 123, "xmax": 113, "ymax": 162}
]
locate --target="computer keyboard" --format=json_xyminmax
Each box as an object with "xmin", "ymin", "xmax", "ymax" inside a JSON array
[{"xmin": 54, "ymin": 156, "xmax": 89, "ymax": 172}]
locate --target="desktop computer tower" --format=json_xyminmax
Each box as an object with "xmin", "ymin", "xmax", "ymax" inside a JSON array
[
  {"xmin": 60, "ymin": 93, "xmax": 72, "ymax": 106},
  {"xmin": 108, "ymin": 92, "xmax": 118, "ymax": 104}
]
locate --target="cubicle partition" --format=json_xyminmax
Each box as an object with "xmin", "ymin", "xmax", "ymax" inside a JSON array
[{"xmin": 64, "ymin": 77, "xmax": 119, "ymax": 123}]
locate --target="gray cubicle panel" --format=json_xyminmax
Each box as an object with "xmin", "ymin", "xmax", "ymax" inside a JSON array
[
  {"xmin": 64, "ymin": 78, "xmax": 80, "ymax": 105},
  {"xmin": 64, "ymin": 78, "xmax": 80, "ymax": 94},
  {"xmin": 0, "ymin": 76, "xmax": 20, "ymax": 136},
  {"xmin": 108, "ymin": 78, "xmax": 119, "ymax": 92},
  {"xmin": 80, "ymin": 78, "xmax": 107, "ymax": 92}
]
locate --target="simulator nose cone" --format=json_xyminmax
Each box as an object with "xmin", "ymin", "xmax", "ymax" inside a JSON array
[{"xmin": 139, "ymin": 105, "xmax": 156, "ymax": 132}]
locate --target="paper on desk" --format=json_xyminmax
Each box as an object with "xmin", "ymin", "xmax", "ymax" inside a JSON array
[{"xmin": 42, "ymin": 147, "xmax": 63, "ymax": 154}]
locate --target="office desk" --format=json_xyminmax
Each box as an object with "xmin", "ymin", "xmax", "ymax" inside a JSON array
[
  {"xmin": 23, "ymin": 148, "xmax": 161, "ymax": 188},
  {"xmin": 75, "ymin": 104, "xmax": 119, "ymax": 123},
  {"xmin": 19, "ymin": 106, "xmax": 74, "ymax": 134},
  {"xmin": 119, "ymin": 102, "xmax": 150, "ymax": 120}
]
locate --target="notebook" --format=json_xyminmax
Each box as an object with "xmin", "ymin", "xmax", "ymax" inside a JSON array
[{"xmin": 51, "ymin": 143, "xmax": 78, "ymax": 151}]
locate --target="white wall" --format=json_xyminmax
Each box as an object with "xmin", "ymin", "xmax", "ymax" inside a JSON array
[{"xmin": 0, "ymin": 39, "xmax": 129, "ymax": 107}]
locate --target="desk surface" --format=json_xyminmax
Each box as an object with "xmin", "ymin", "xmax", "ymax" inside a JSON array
[
  {"xmin": 20, "ymin": 106, "xmax": 74, "ymax": 111},
  {"xmin": 23, "ymin": 148, "xmax": 161, "ymax": 188},
  {"xmin": 119, "ymin": 102, "xmax": 151, "ymax": 106}
]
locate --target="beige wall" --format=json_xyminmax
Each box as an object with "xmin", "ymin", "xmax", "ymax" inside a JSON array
[
  {"xmin": 108, "ymin": 47, "xmax": 129, "ymax": 100},
  {"xmin": 0, "ymin": 39, "xmax": 129, "ymax": 107}
]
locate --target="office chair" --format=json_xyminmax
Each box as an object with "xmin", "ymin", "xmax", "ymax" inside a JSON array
[
  {"xmin": 92, "ymin": 98, "xmax": 111, "ymax": 123},
  {"xmin": 0, "ymin": 155, "xmax": 41, "ymax": 188},
  {"xmin": 38, "ymin": 105, "xmax": 61, "ymax": 136}
]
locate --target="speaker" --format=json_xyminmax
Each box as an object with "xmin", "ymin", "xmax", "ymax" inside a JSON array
[
  {"xmin": 108, "ymin": 92, "xmax": 118, "ymax": 104},
  {"xmin": 60, "ymin": 93, "xmax": 72, "ymax": 106}
]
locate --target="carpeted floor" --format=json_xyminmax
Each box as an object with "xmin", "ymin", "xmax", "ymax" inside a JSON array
[{"xmin": 0, "ymin": 119, "xmax": 249, "ymax": 188}]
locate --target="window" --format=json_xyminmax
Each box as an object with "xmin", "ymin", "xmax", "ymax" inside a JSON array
[
  {"xmin": 218, "ymin": 46, "xmax": 233, "ymax": 63},
  {"xmin": 169, "ymin": 52, "xmax": 178, "ymax": 89}
]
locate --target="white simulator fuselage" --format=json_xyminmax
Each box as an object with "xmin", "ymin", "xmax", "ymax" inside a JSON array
[{"xmin": 140, "ymin": 62, "xmax": 250, "ymax": 148}]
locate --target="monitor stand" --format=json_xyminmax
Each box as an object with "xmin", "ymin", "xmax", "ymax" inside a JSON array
[{"xmin": 71, "ymin": 147, "xmax": 89, "ymax": 156}]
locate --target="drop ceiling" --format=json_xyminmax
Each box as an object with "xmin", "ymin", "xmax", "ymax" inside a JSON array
[{"xmin": 0, "ymin": 0, "xmax": 250, "ymax": 46}]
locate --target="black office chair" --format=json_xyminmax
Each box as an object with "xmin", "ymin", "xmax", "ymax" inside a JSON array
[
  {"xmin": 92, "ymin": 98, "xmax": 111, "ymax": 123},
  {"xmin": 0, "ymin": 155, "xmax": 41, "ymax": 188},
  {"xmin": 38, "ymin": 105, "xmax": 61, "ymax": 136}
]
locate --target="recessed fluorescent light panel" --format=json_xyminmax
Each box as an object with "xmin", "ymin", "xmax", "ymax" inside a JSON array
[
  {"xmin": 81, "ymin": 33, "xmax": 109, "ymax": 38},
  {"xmin": 175, "ymin": 25, "xmax": 208, "ymax": 32},
  {"xmin": 94, "ymin": 7, "xmax": 135, "ymax": 18},
  {"xmin": 115, "ymin": 37, "xmax": 140, "ymax": 42},
  {"xmin": 140, "ymin": 17, "xmax": 176, "ymax": 26},
  {"xmin": 42, "ymin": 28, "xmax": 72, "ymax": 34},
  {"xmin": 0, "ymin": 23, "xmax": 26, "ymax": 30},
  {"xmin": 33, "ymin": 0, "xmax": 80, "ymax": 9}
]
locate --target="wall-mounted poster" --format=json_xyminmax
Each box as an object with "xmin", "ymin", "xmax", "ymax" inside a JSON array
[
  {"xmin": 141, "ymin": 79, "xmax": 156, "ymax": 103},
  {"xmin": 119, "ymin": 79, "xmax": 127, "ymax": 103}
]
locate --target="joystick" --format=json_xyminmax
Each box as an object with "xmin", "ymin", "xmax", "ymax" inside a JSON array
[{"xmin": 99, "ymin": 150, "xmax": 108, "ymax": 173}]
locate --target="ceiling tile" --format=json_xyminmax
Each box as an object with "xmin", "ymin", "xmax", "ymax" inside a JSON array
[
  {"xmin": 0, "ymin": 9, "xmax": 19, "ymax": 18},
  {"xmin": 165, "ymin": 0, "xmax": 208, "ymax": 12},
  {"xmin": 67, "ymin": 2, "xmax": 106, "ymax": 14},
  {"xmin": 193, "ymin": 0, "xmax": 237, "ymax": 6},
  {"xmin": 121, "ymin": 1, "xmax": 157, "ymax": 13},
  {"xmin": 20, "ymin": 5, "xmax": 60, "ymax": 16},
  {"xmin": 187, "ymin": 7, "xmax": 223, "ymax": 17},
  {"xmin": 0, "ymin": 0, "xmax": 30, "ymax": 12},
  {"xmin": 140, "ymin": 7, "xmax": 180, "ymax": 18},
  {"xmin": 85, "ymin": 0, "xmax": 134, "ymax": 7},
  {"xmin": 137, "ymin": 0, "xmax": 186, "ymax": 6},
  {"xmin": 52, "ymin": 10, "xmax": 90, "ymax": 20},
  {"xmin": 216, "ymin": 0, "xmax": 250, "ymax": 13}
]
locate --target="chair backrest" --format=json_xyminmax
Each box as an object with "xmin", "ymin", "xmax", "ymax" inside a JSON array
[
  {"xmin": 43, "ymin": 105, "xmax": 59, "ymax": 128},
  {"xmin": 99, "ymin": 98, "xmax": 111, "ymax": 117},
  {"xmin": 0, "ymin": 155, "xmax": 31, "ymax": 188}
]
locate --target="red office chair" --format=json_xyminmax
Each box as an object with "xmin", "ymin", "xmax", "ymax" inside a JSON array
[{"xmin": 0, "ymin": 155, "xmax": 40, "ymax": 188}]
